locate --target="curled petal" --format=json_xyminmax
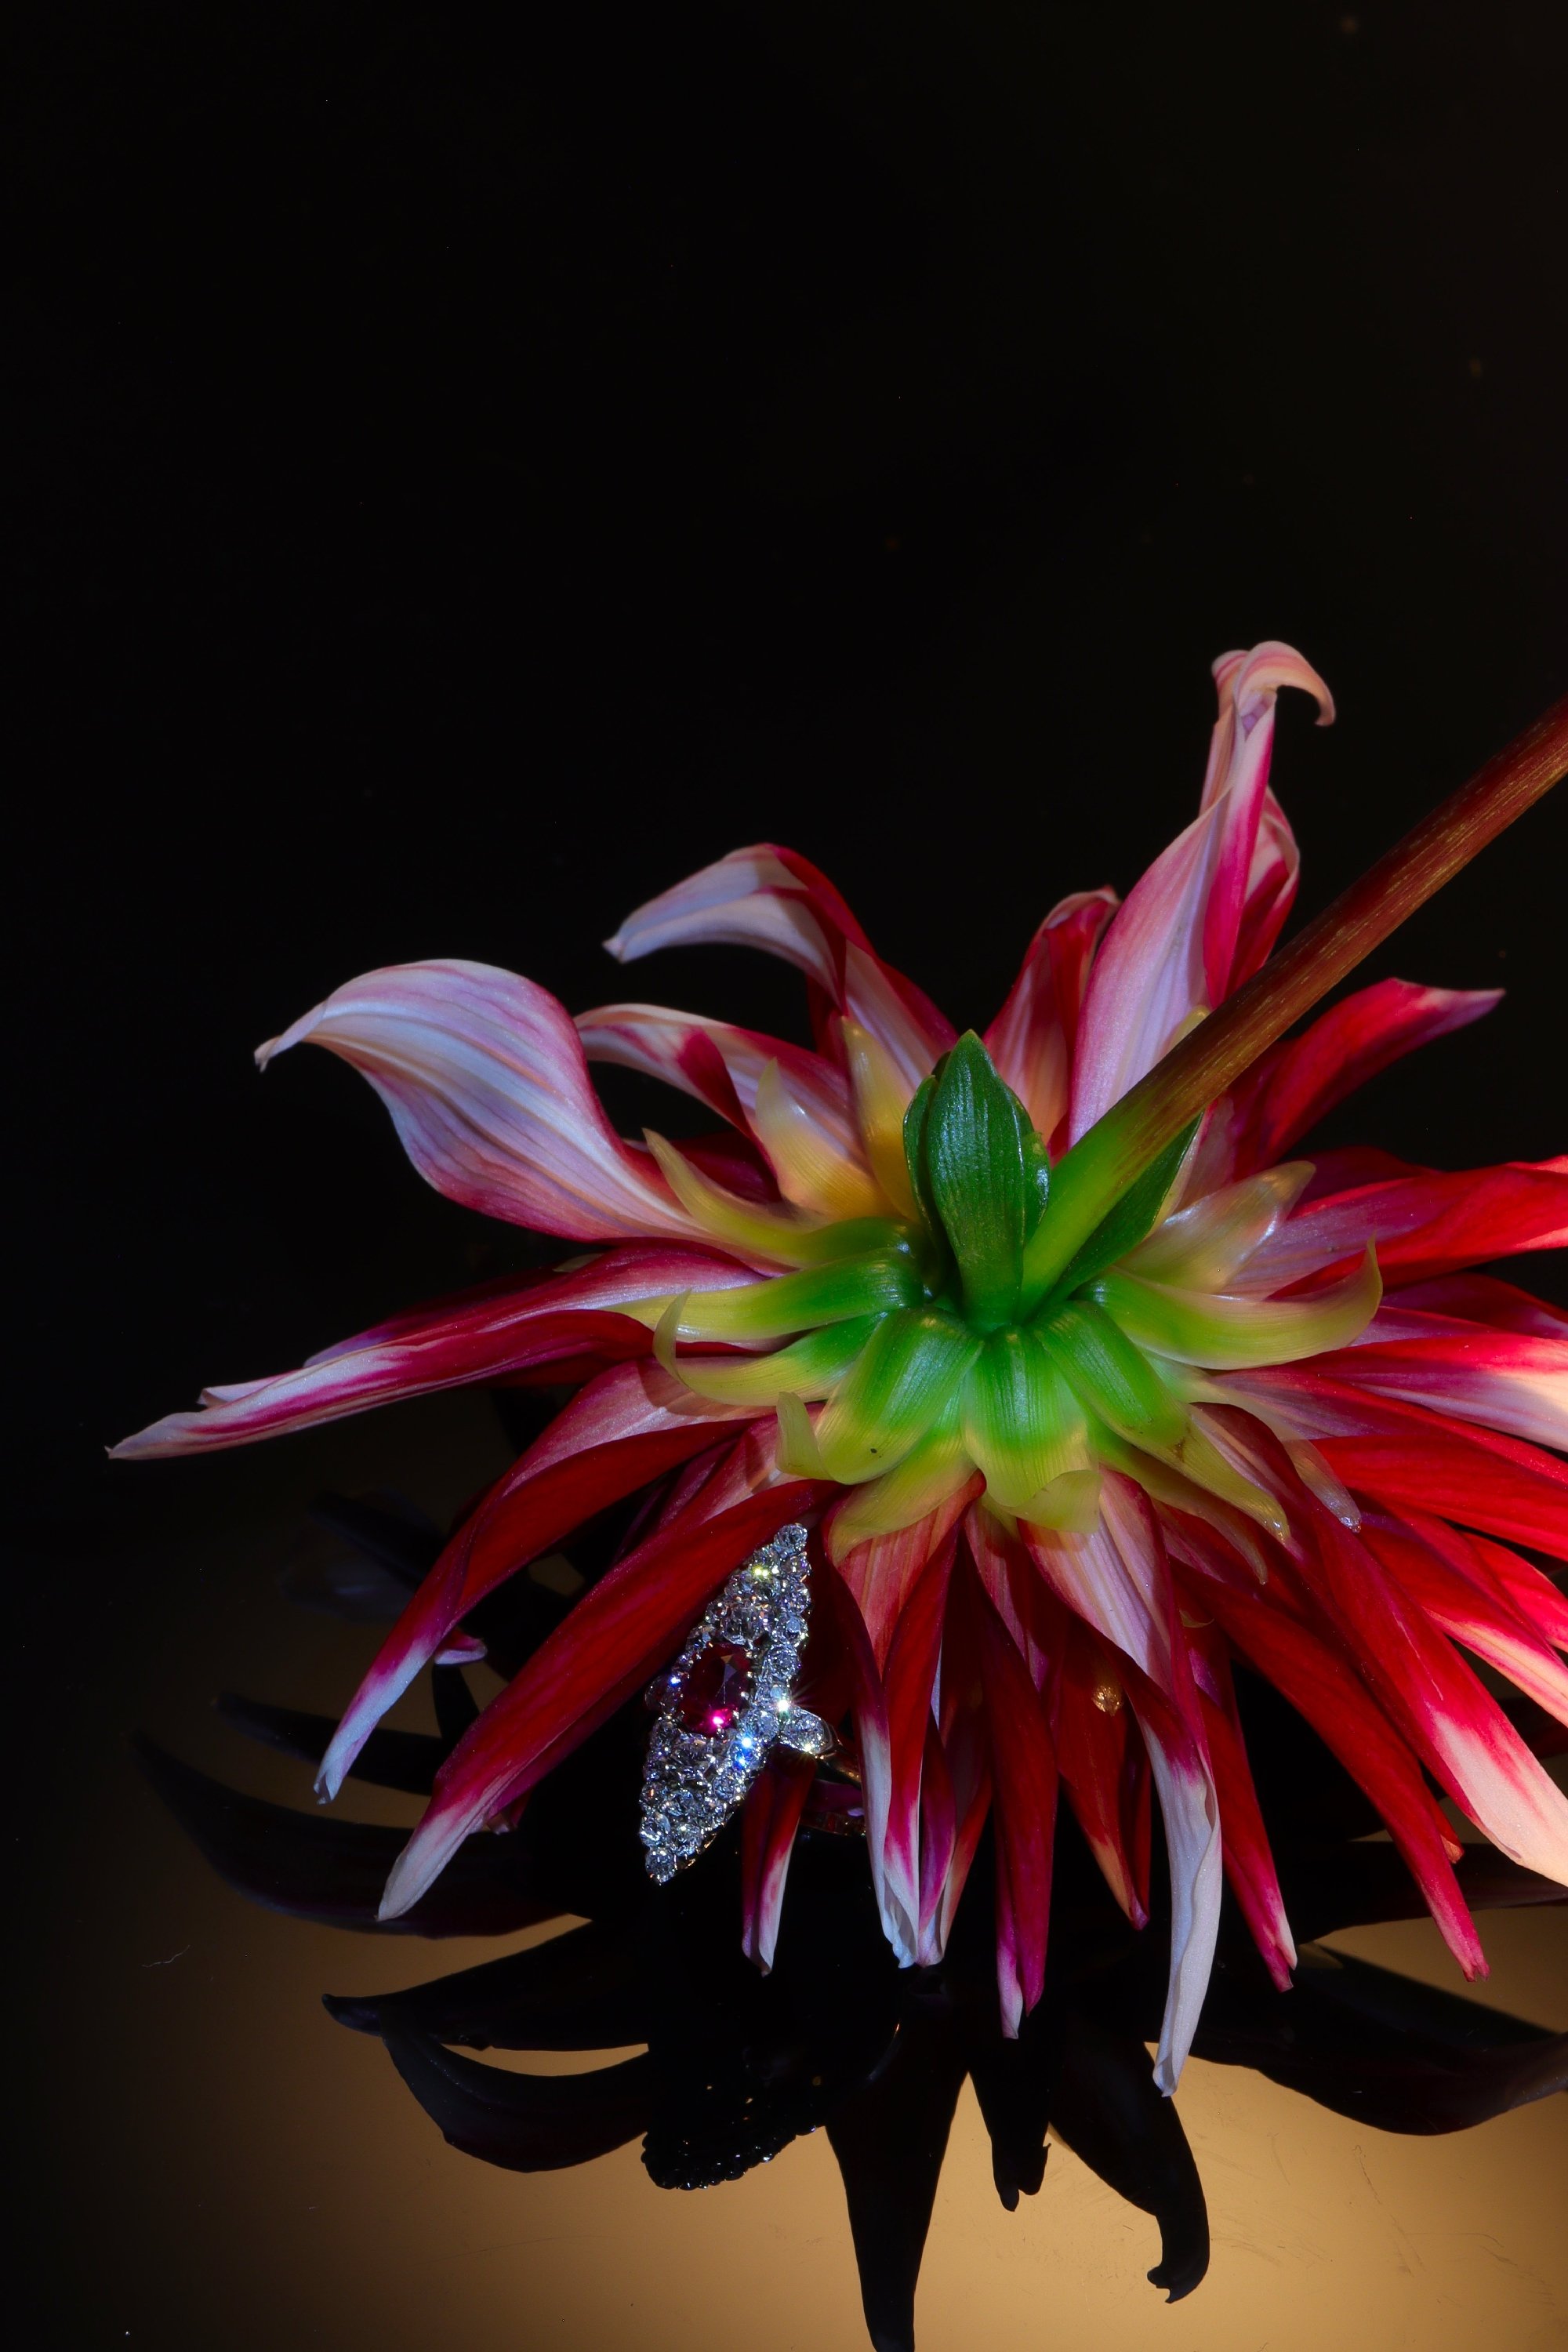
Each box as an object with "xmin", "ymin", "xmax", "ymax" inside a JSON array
[
  {"xmin": 1136, "ymin": 1692, "xmax": 1223, "ymax": 2092},
  {"xmin": 605, "ymin": 843, "xmax": 955, "ymax": 1087},
  {"xmin": 112, "ymin": 1246, "xmax": 752, "ymax": 1458},
  {"xmin": 260, "ymin": 959, "xmax": 698, "ymax": 1242},
  {"xmin": 1069, "ymin": 644, "xmax": 1332, "ymax": 1141},
  {"xmin": 1200, "ymin": 642, "xmax": 1334, "ymax": 993}
]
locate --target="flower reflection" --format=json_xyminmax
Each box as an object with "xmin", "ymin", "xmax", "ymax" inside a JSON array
[{"xmin": 141, "ymin": 1483, "xmax": 1568, "ymax": 2352}]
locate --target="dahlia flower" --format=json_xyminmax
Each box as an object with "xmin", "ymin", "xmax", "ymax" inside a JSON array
[{"xmin": 118, "ymin": 642, "xmax": 1568, "ymax": 2093}]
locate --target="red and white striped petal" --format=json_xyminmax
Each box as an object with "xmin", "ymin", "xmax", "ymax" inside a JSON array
[
  {"xmin": 1234, "ymin": 1160, "xmax": 1568, "ymax": 1294},
  {"xmin": 111, "ymin": 1246, "xmax": 753, "ymax": 1458},
  {"xmin": 1390, "ymin": 1272, "xmax": 1568, "ymax": 1339},
  {"xmin": 877, "ymin": 1531, "xmax": 959, "ymax": 1964},
  {"xmin": 260, "ymin": 960, "xmax": 701, "ymax": 1242},
  {"xmin": 1069, "ymin": 644, "xmax": 1332, "ymax": 1142},
  {"xmin": 1132, "ymin": 1689, "xmax": 1223, "ymax": 2092},
  {"xmin": 1360, "ymin": 1512, "xmax": 1568, "ymax": 1729},
  {"xmin": 973, "ymin": 1581, "xmax": 1059, "ymax": 2035},
  {"xmin": 1198, "ymin": 643, "xmax": 1333, "ymax": 999},
  {"xmin": 1051, "ymin": 1617, "xmax": 1151, "ymax": 1924},
  {"xmin": 379, "ymin": 1456, "xmax": 833, "ymax": 1919},
  {"xmin": 1233, "ymin": 978, "xmax": 1501, "ymax": 1173},
  {"xmin": 1323, "ymin": 1308, "xmax": 1568, "ymax": 1451},
  {"xmin": 604, "ymin": 844, "xmax": 956, "ymax": 1088},
  {"xmin": 741, "ymin": 1751, "xmax": 817, "ymax": 1972},
  {"xmin": 575, "ymin": 1001, "xmax": 864, "ymax": 1166},
  {"xmin": 1022, "ymin": 1477, "xmax": 1221, "ymax": 2087},
  {"xmin": 821, "ymin": 1557, "xmax": 908, "ymax": 1963},
  {"xmin": 1181, "ymin": 1541, "xmax": 1486, "ymax": 1975},
  {"xmin": 932, "ymin": 1565, "xmax": 994, "ymax": 1954},
  {"xmin": 1218, "ymin": 1372, "xmax": 1568, "ymax": 1561},
  {"xmin": 1300, "ymin": 1503, "xmax": 1568, "ymax": 1886},
  {"xmin": 983, "ymin": 888, "xmax": 1116, "ymax": 1152},
  {"xmin": 1186, "ymin": 1628, "xmax": 1297, "ymax": 1989},
  {"xmin": 318, "ymin": 1362, "xmax": 758, "ymax": 1798},
  {"xmin": 1021, "ymin": 1473, "xmax": 1189, "ymax": 1701},
  {"xmin": 827, "ymin": 1483, "xmax": 977, "ymax": 1667}
]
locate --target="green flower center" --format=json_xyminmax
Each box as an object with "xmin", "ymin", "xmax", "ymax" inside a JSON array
[{"xmin": 660, "ymin": 1033, "xmax": 1379, "ymax": 1546}]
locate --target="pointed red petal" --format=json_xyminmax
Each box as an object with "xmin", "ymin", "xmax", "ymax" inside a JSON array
[
  {"xmin": 972, "ymin": 1571, "xmax": 1059, "ymax": 2035},
  {"xmin": 877, "ymin": 1531, "xmax": 959, "ymax": 1961},
  {"xmin": 112, "ymin": 1244, "xmax": 752, "ymax": 1458},
  {"xmin": 379, "ymin": 1468, "xmax": 833, "ymax": 1918},
  {"xmin": 318, "ymin": 1364, "xmax": 755, "ymax": 1796},
  {"xmin": 931, "ymin": 1562, "xmax": 993, "ymax": 1954},
  {"xmin": 1236, "ymin": 978, "xmax": 1501, "ymax": 1173},
  {"xmin": 741, "ymin": 1751, "xmax": 817, "ymax": 1971},
  {"xmin": 1218, "ymin": 1371, "xmax": 1568, "ymax": 1560},
  {"xmin": 1239, "ymin": 1160, "xmax": 1568, "ymax": 1292},
  {"xmin": 1178, "ymin": 1541, "xmax": 1485, "ymax": 1976},
  {"xmin": 1359, "ymin": 1512, "xmax": 1568, "ymax": 1730},
  {"xmin": 915, "ymin": 1717, "xmax": 959, "ymax": 1965},
  {"xmin": 1186, "ymin": 1629, "xmax": 1296, "ymax": 1989},
  {"xmin": 1054, "ymin": 1621, "xmax": 1151, "ymax": 1927},
  {"xmin": 1298, "ymin": 1503, "xmax": 1568, "ymax": 1887}
]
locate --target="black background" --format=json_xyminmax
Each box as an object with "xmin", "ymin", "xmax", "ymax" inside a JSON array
[{"xmin": 6, "ymin": 3, "xmax": 1568, "ymax": 2336}]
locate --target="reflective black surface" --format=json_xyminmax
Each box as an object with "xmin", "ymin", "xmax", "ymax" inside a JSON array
[
  {"xmin": 11, "ymin": 5, "xmax": 1568, "ymax": 2345},
  {"xmin": 136, "ymin": 1468, "xmax": 1568, "ymax": 2352}
]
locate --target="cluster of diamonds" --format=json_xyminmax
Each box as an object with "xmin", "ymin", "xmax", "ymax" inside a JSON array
[{"xmin": 639, "ymin": 1523, "xmax": 829, "ymax": 1884}]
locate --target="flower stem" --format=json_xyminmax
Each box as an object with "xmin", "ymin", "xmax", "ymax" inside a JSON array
[{"xmin": 1024, "ymin": 689, "xmax": 1568, "ymax": 1300}]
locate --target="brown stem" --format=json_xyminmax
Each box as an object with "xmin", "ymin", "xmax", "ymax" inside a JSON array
[{"xmin": 1025, "ymin": 690, "xmax": 1568, "ymax": 1295}]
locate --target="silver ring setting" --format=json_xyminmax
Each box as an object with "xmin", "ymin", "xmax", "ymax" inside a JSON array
[{"xmin": 639, "ymin": 1523, "xmax": 834, "ymax": 1883}]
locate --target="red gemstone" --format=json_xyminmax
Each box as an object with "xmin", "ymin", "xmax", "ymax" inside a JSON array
[{"xmin": 675, "ymin": 1640, "xmax": 753, "ymax": 1737}]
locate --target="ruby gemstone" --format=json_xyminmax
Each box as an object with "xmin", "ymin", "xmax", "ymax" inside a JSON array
[{"xmin": 676, "ymin": 1640, "xmax": 753, "ymax": 1737}]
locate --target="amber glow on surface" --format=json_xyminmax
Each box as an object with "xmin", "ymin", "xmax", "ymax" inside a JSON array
[{"xmin": 36, "ymin": 1395, "xmax": 1568, "ymax": 2351}]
